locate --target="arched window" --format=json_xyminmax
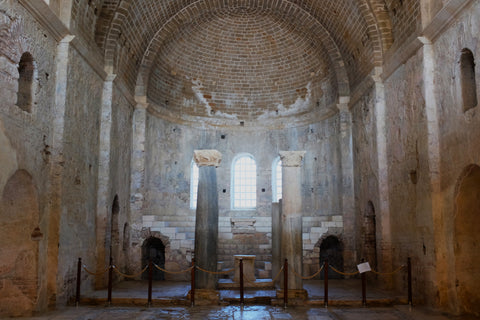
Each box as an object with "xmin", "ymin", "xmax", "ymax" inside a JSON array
[
  {"xmin": 190, "ymin": 160, "xmax": 199, "ymax": 209},
  {"xmin": 272, "ymin": 157, "xmax": 282, "ymax": 202},
  {"xmin": 16, "ymin": 52, "xmax": 35, "ymax": 112},
  {"xmin": 232, "ymin": 154, "xmax": 256, "ymax": 209},
  {"xmin": 460, "ymin": 48, "xmax": 477, "ymax": 112}
]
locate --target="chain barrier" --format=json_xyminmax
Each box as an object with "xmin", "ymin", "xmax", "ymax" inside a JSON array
[
  {"xmin": 82, "ymin": 265, "xmax": 109, "ymax": 276},
  {"xmin": 196, "ymin": 266, "xmax": 234, "ymax": 275},
  {"xmin": 154, "ymin": 263, "xmax": 193, "ymax": 274},
  {"xmin": 113, "ymin": 265, "xmax": 149, "ymax": 278},
  {"xmin": 290, "ymin": 263, "xmax": 325, "ymax": 280},
  {"xmin": 370, "ymin": 265, "xmax": 405, "ymax": 275}
]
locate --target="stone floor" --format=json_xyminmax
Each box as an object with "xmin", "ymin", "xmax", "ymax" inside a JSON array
[
  {"xmin": 15, "ymin": 280, "xmax": 479, "ymax": 319},
  {"xmin": 80, "ymin": 279, "xmax": 408, "ymax": 306},
  {"xmin": 18, "ymin": 305, "xmax": 480, "ymax": 320}
]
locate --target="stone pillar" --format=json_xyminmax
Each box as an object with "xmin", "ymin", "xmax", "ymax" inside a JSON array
[
  {"xmin": 193, "ymin": 150, "xmax": 222, "ymax": 289},
  {"xmin": 279, "ymin": 151, "xmax": 306, "ymax": 292},
  {"xmin": 95, "ymin": 73, "xmax": 116, "ymax": 289},
  {"xmin": 129, "ymin": 99, "xmax": 148, "ymax": 277},
  {"xmin": 271, "ymin": 200, "xmax": 281, "ymax": 285},
  {"xmin": 337, "ymin": 98, "xmax": 356, "ymax": 267}
]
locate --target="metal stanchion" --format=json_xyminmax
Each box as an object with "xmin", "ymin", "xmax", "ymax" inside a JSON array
[
  {"xmin": 76, "ymin": 257, "xmax": 81, "ymax": 307},
  {"xmin": 407, "ymin": 257, "xmax": 412, "ymax": 306},
  {"xmin": 107, "ymin": 257, "xmax": 113, "ymax": 306},
  {"xmin": 191, "ymin": 258, "xmax": 195, "ymax": 307},
  {"xmin": 361, "ymin": 259, "xmax": 367, "ymax": 307},
  {"xmin": 240, "ymin": 258, "xmax": 244, "ymax": 305},
  {"xmin": 324, "ymin": 259, "xmax": 328, "ymax": 308},
  {"xmin": 284, "ymin": 259, "xmax": 288, "ymax": 308},
  {"xmin": 148, "ymin": 259, "xmax": 153, "ymax": 307}
]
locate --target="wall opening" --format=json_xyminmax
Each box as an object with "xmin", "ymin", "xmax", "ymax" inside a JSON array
[
  {"xmin": 16, "ymin": 52, "xmax": 35, "ymax": 113},
  {"xmin": 454, "ymin": 164, "xmax": 480, "ymax": 315},
  {"xmin": 362, "ymin": 201, "xmax": 377, "ymax": 270},
  {"xmin": 142, "ymin": 237, "xmax": 165, "ymax": 280},
  {"xmin": 460, "ymin": 48, "xmax": 478, "ymax": 112},
  {"xmin": 0, "ymin": 170, "xmax": 40, "ymax": 317},
  {"xmin": 319, "ymin": 235, "xmax": 344, "ymax": 279}
]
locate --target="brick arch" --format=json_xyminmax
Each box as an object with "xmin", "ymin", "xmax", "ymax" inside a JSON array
[
  {"xmin": 135, "ymin": 0, "xmax": 350, "ymax": 98},
  {"xmin": 356, "ymin": 0, "xmax": 394, "ymax": 66}
]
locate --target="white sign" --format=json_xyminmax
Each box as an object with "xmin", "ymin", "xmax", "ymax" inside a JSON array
[{"xmin": 357, "ymin": 262, "xmax": 371, "ymax": 273}]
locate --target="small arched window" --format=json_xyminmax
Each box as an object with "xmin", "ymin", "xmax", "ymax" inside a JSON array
[
  {"xmin": 232, "ymin": 154, "xmax": 256, "ymax": 209},
  {"xmin": 460, "ymin": 48, "xmax": 477, "ymax": 112},
  {"xmin": 190, "ymin": 160, "xmax": 199, "ymax": 209},
  {"xmin": 272, "ymin": 157, "xmax": 282, "ymax": 202},
  {"xmin": 16, "ymin": 52, "xmax": 35, "ymax": 112}
]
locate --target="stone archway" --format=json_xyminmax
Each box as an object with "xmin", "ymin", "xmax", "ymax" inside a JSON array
[
  {"xmin": 454, "ymin": 164, "xmax": 480, "ymax": 315},
  {"xmin": 319, "ymin": 235, "xmax": 344, "ymax": 279},
  {"xmin": 142, "ymin": 237, "xmax": 165, "ymax": 280},
  {"xmin": 0, "ymin": 170, "xmax": 40, "ymax": 317}
]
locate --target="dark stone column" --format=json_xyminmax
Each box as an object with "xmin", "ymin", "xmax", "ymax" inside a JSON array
[
  {"xmin": 271, "ymin": 200, "xmax": 281, "ymax": 286},
  {"xmin": 193, "ymin": 150, "xmax": 222, "ymax": 289}
]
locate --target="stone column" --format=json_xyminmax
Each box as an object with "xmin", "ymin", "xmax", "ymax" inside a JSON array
[
  {"xmin": 271, "ymin": 200, "xmax": 281, "ymax": 285},
  {"xmin": 279, "ymin": 151, "xmax": 306, "ymax": 292},
  {"xmin": 193, "ymin": 150, "xmax": 222, "ymax": 289},
  {"xmin": 337, "ymin": 98, "xmax": 356, "ymax": 267}
]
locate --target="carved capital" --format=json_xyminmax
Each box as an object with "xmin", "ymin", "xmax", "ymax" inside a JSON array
[
  {"xmin": 279, "ymin": 151, "xmax": 306, "ymax": 167},
  {"xmin": 193, "ymin": 150, "xmax": 222, "ymax": 167}
]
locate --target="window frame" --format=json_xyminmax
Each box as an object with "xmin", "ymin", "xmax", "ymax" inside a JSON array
[{"xmin": 272, "ymin": 156, "xmax": 282, "ymax": 202}]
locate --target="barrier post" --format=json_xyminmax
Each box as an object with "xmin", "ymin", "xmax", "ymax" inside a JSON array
[
  {"xmin": 324, "ymin": 258, "xmax": 328, "ymax": 308},
  {"xmin": 76, "ymin": 257, "xmax": 81, "ymax": 307},
  {"xmin": 148, "ymin": 258, "xmax": 153, "ymax": 307},
  {"xmin": 107, "ymin": 257, "xmax": 113, "ymax": 306},
  {"xmin": 191, "ymin": 258, "xmax": 195, "ymax": 307},
  {"xmin": 407, "ymin": 257, "xmax": 412, "ymax": 306},
  {"xmin": 361, "ymin": 259, "xmax": 366, "ymax": 306},
  {"xmin": 284, "ymin": 259, "xmax": 288, "ymax": 308},
  {"xmin": 240, "ymin": 258, "xmax": 244, "ymax": 305}
]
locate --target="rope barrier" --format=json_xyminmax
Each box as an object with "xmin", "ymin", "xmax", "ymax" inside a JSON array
[
  {"xmin": 290, "ymin": 263, "xmax": 325, "ymax": 280},
  {"xmin": 371, "ymin": 265, "xmax": 405, "ymax": 275},
  {"xmin": 82, "ymin": 265, "xmax": 109, "ymax": 276},
  {"xmin": 272, "ymin": 266, "xmax": 284, "ymax": 283},
  {"xmin": 196, "ymin": 266, "xmax": 234, "ymax": 275},
  {"xmin": 329, "ymin": 265, "xmax": 360, "ymax": 276},
  {"xmin": 113, "ymin": 265, "xmax": 148, "ymax": 278},
  {"xmin": 154, "ymin": 263, "xmax": 193, "ymax": 274}
]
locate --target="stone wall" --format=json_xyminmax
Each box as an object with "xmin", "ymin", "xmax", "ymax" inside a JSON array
[
  {"xmin": 0, "ymin": 1, "xmax": 59, "ymax": 316},
  {"xmin": 55, "ymin": 45, "xmax": 104, "ymax": 305},
  {"xmin": 139, "ymin": 114, "xmax": 349, "ymax": 280}
]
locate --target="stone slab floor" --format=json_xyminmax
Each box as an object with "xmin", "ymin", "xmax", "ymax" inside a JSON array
[{"xmin": 14, "ymin": 305, "xmax": 480, "ymax": 320}]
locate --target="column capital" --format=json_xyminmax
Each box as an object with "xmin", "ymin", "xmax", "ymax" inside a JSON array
[
  {"xmin": 194, "ymin": 150, "xmax": 222, "ymax": 167},
  {"xmin": 279, "ymin": 151, "xmax": 306, "ymax": 167}
]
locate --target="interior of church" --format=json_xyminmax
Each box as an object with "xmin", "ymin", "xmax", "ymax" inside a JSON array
[{"xmin": 0, "ymin": 0, "xmax": 479, "ymax": 317}]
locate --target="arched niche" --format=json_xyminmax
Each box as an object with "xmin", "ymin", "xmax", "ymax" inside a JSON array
[
  {"xmin": 454, "ymin": 164, "xmax": 480, "ymax": 315},
  {"xmin": 142, "ymin": 237, "xmax": 165, "ymax": 280},
  {"xmin": 319, "ymin": 235, "xmax": 344, "ymax": 279},
  {"xmin": 0, "ymin": 170, "xmax": 40, "ymax": 317}
]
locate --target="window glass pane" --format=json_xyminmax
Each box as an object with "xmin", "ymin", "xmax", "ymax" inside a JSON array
[
  {"xmin": 233, "ymin": 155, "xmax": 256, "ymax": 209},
  {"xmin": 273, "ymin": 158, "xmax": 282, "ymax": 202}
]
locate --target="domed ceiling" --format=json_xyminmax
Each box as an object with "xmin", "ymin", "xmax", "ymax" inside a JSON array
[{"xmin": 82, "ymin": 0, "xmax": 417, "ymax": 127}]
